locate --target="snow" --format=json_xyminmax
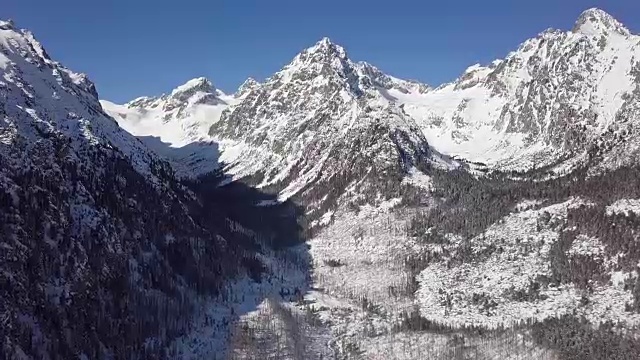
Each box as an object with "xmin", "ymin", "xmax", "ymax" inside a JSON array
[
  {"xmin": 310, "ymin": 205, "xmax": 419, "ymax": 309},
  {"xmin": 382, "ymin": 15, "xmax": 640, "ymax": 173},
  {"xmin": 214, "ymin": 198, "xmax": 561, "ymax": 358},
  {"xmin": 515, "ymin": 199, "xmax": 544, "ymax": 212},
  {"xmin": 106, "ymin": 7, "xmax": 640, "ymax": 190},
  {"xmin": 402, "ymin": 167, "xmax": 433, "ymax": 191},
  {"xmin": 170, "ymin": 77, "xmax": 214, "ymax": 96},
  {"xmin": 591, "ymin": 29, "xmax": 636, "ymax": 130},
  {"xmin": 170, "ymin": 234, "xmax": 316, "ymax": 359},
  {"xmin": 465, "ymin": 63, "xmax": 483, "ymax": 73},
  {"xmin": 416, "ymin": 198, "xmax": 640, "ymax": 330},
  {"xmin": 12, "ymin": 8, "xmax": 636, "ymax": 357},
  {"xmin": 606, "ymin": 198, "xmax": 640, "ymax": 217},
  {"xmin": 0, "ymin": 50, "xmax": 9, "ymax": 68},
  {"xmin": 301, "ymin": 204, "xmax": 432, "ymax": 356},
  {"xmin": 568, "ymin": 234, "xmax": 605, "ymax": 258},
  {"xmin": 101, "ymin": 97, "xmax": 229, "ymax": 148},
  {"xmin": 318, "ymin": 210, "xmax": 334, "ymax": 226},
  {"xmin": 0, "ymin": 23, "xmax": 170, "ymax": 182},
  {"xmin": 574, "ymin": 8, "xmax": 631, "ymax": 37},
  {"xmin": 610, "ymin": 271, "xmax": 636, "ymax": 289},
  {"xmin": 391, "ymin": 85, "xmax": 517, "ymax": 167},
  {"xmin": 100, "ymin": 81, "xmax": 237, "ymax": 177},
  {"xmin": 14, "ymin": 10, "xmax": 640, "ymax": 359}
]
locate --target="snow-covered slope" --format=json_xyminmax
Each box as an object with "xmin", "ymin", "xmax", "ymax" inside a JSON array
[
  {"xmin": 0, "ymin": 20, "xmax": 161, "ymax": 180},
  {"xmin": 101, "ymin": 77, "xmax": 236, "ymax": 177},
  {"xmin": 7, "ymin": 8, "xmax": 640, "ymax": 359},
  {"xmin": 394, "ymin": 8, "xmax": 640, "ymax": 173},
  {"xmin": 102, "ymin": 77, "xmax": 233, "ymax": 147},
  {"xmin": 417, "ymin": 197, "xmax": 640, "ymax": 329},
  {"xmin": 208, "ymin": 38, "xmax": 458, "ymax": 221},
  {"xmin": 0, "ymin": 19, "xmax": 282, "ymax": 359}
]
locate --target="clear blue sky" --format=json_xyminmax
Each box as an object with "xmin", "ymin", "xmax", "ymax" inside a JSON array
[{"xmin": 6, "ymin": 1, "xmax": 640, "ymax": 103}]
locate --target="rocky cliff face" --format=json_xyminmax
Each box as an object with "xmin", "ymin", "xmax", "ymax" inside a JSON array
[
  {"xmin": 398, "ymin": 8, "xmax": 640, "ymax": 173},
  {"xmin": 207, "ymin": 38, "xmax": 456, "ymax": 224}
]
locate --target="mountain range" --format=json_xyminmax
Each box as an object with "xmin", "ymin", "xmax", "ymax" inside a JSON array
[
  {"xmin": 106, "ymin": 8, "xmax": 640, "ymax": 180},
  {"xmin": 3, "ymin": 8, "xmax": 640, "ymax": 360}
]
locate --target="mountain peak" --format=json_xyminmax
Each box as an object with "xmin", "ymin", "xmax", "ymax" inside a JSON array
[
  {"xmin": 573, "ymin": 8, "xmax": 630, "ymax": 36},
  {"xmin": 577, "ymin": 8, "xmax": 616, "ymax": 21},
  {"xmin": 171, "ymin": 77, "xmax": 215, "ymax": 97},
  {"xmin": 235, "ymin": 77, "xmax": 259, "ymax": 97},
  {"xmin": 311, "ymin": 37, "xmax": 341, "ymax": 52},
  {"xmin": 299, "ymin": 37, "xmax": 348, "ymax": 61},
  {"xmin": 0, "ymin": 19, "xmax": 15, "ymax": 30},
  {"xmin": 271, "ymin": 36, "xmax": 354, "ymax": 88},
  {"xmin": 317, "ymin": 36, "xmax": 333, "ymax": 46}
]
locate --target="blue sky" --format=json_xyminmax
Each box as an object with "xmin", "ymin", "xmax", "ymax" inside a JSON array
[{"xmin": 6, "ymin": 1, "xmax": 640, "ymax": 103}]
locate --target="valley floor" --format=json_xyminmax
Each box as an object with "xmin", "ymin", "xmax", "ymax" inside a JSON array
[{"xmin": 174, "ymin": 198, "xmax": 572, "ymax": 359}]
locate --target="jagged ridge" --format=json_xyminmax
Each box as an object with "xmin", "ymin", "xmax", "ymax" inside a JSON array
[{"xmin": 207, "ymin": 38, "xmax": 456, "ymax": 225}]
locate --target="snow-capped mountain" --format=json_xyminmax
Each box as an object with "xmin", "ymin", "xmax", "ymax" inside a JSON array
[
  {"xmin": 208, "ymin": 37, "xmax": 457, "ymax": 220},
  {"xmin": 0, "ymin": 19, "xmax": 283, "ymax": 359},
  {"xmin": 0, "ymin": 20, "xmax": 161, "ymax": 179},
  {"xmin": 101, "ymin": 77, "xmax": 236, "ymax": 176},
  {"xmin": 103, "ymin": 77, "xmax": 233, "ymax": 147},
  {"xmin": 396, "ymin": 8, "xmax": 640, "ymax": 174},
  {"xmin": 105, "ymin": 37, "xmax": 456, "ymax": 219},
  {"xmin": 106, "ymin": 9, "xmax": 640, "ymax": 182}
]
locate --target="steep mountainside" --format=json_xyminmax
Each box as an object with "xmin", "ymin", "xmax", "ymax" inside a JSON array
[
  {"xmin": 0, "ymin": 19, "xmax": 295, "ymax": 359},
  {"xmin": 395, "ymin": 8, "xmax": 640, "ymax": 174},
  {"xmin": 208, "ymin": 38, "xmax": 457, "ymax": 221},
  {"xmin": 101, "ymin": 78, "xmax": 235, "ymax": 177},
  {"xmin": 106, "ymin": 38, "xmax": 457, "ymax": 225}
]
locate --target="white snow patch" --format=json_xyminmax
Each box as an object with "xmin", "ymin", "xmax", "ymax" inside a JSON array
[
  {"xmin": 402, "ymin": 167, "xmax": 433, "ymax": 191},
  {"xmin": 568, "ymin": 234, "xmax": 604, "ymax": 259},
  {"xmin": 606, "ymin": 198, "xmax": 640, "ymax": 217},
  {"xmin": 515, "ymin": 199, "xmax": 543, "ymax": 212}
]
